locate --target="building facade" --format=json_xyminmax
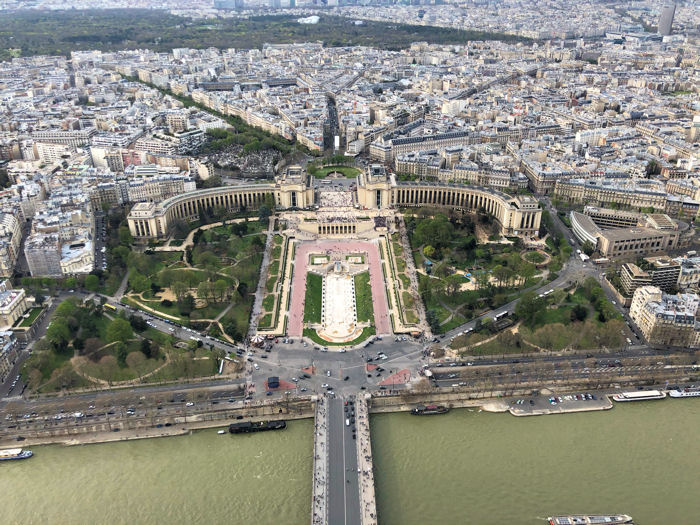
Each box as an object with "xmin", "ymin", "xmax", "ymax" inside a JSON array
[{"xmin": 630, "ymin": 286, "xmax": 700, "ymax": 348}]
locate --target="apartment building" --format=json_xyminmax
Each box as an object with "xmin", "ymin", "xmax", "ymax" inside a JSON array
[
  {"xmin": 0, "ymin": 281, "xmax": 28, "ymax": 329},
  {"xmin": 554, "ymin": 178, "xmax": 668, "ymax": 210},
  {"xmin": 0, "ymin": 331, "xmax": 19, "ymax": 384},
  {"xmin": 620, "ymin": 263, "xmax": 652, "ymax": 296},
  {"xmin": 0, "ymin": 213, "xmax": 23, "ymax": 278},
  {"xmin": 25, "ymin": 233, "xmax": 62, "ymax": 277},
  {"xmin": 630, "ymin": 286, "xmax": 700, "ymax": 348}
]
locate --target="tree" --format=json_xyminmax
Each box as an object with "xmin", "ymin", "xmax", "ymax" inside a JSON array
[
  {"xmin": 85, "ymin": 274, "xmax": 99, "ymax": 292},
  {"xmin": 119, "ymin": 225, "xmax": 133, "ymax": 245},
  {"xmin": 582, "ymin": 240, "xmax": 595, "ymax": 256},
  {"xmin": 570, "ymin": 304, "xmax": 588, "ymax": 322},
  {"xmin": 213, "ymin": 279, "xmax": 229, "ymax": 302},
  {"xmin": 444, "ymin": 274, "xmax": 463, "ymax": 296},
  {"xmin": 178, "ymin": 293, "xmax": 196, "ymax": 316},
  {"xmin": 106, "ymin": 318, "xmax": 133, "ymax": 344},
  {"xmin": 129, "ymin": 272, "xmax": 150, "ymax": 294},
  {"xmin": 197, "ymin": 281, "xmax": 212, "ymax": 306},
  {"xmin": 172, "ymin": 281, "xmax": 188, "ymax": 301},
  {"xmin": 46, "ymin": 321, "xmax": 71, "ymax": 347},
  {"xmin": 54, "ymin": 300, "xmax": 77, "ymax": 319},
  {"xmin": 423, "ymin": 245, "xmax": 435, "ymax": 258},
  {"xmin": 426, "ymin": 309, "xmax": 440, "ymax": 332},
  {"xmin": 258, "ymin": 204, "xmax": 272, "ymax": 222},
  {"xmin": 129, "ymin": 315, "xmax": 148, "ymax": 332},
  {"xmin": 126, "ymin": 351, "xmax": 147, "ymax": 371},
  {"xmin": 140, "ymin": 339, "xmax": 153, "ymax": 359},
  {"xmin": 515, "ymin": 290, "xmax": 545, "ymax": 327},
  {"xmin": 99, "ymin": 355, "xmax": 119, "ymax": 384}
]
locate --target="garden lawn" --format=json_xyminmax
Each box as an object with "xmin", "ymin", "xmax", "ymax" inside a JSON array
[
  {"xmin": 354, "ymin": 272, "xmax": 374, "ymax": 323},
  {"xmin": 304, "ymin": 273, "xmax": 323, "ymax": 323}
]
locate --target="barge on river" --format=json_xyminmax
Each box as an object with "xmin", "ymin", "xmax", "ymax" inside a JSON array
[
  {"xmin": 612, "ymin": 390, "xmax": 665, "ymax": 402},
  {"xmin": 228, "ymin": 420, "xmax": 286, "ymax": 434},
  {"xmin": 410, "ymin": 404, "xmax": 449, "ymax": 415},
  {"xmin": 548, "ymin": 515, "xmax": 634, "ymax": 525}
]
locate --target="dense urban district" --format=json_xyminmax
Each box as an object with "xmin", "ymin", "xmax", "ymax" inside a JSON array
[{"xmin": 0, "ymin": 3, "xmax": 699, "ymax": 523}]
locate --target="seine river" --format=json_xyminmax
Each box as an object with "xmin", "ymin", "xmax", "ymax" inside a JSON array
[
  {"xmin": 2, "ymin": 400, "xmax": 699, "ymax": 525},
  {"xmin": 372, "ymin": 398, "xmax": 700, "ymax": 525},
  {"xmin": 1, "ymin": 420, "xmax": 313, "ymax": 525}
]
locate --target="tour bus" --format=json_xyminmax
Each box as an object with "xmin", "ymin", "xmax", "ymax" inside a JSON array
[{"xmin": 104, "ymin": 303, "xmax": 117, "ymax": 311}]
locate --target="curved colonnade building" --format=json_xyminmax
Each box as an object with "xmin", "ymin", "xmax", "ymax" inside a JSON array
[{"xmin": 128, "ymin": 165, "xmax": 541, "ymax": 240}]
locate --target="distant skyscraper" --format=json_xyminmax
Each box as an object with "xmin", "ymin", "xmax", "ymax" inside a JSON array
[{"xmin": 658, "ymin": 4, "xmax": 676, "ymax": 36}]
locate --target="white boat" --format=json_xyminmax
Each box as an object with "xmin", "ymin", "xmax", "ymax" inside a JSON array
[
  {"xmin": 217, "ymin": 430, "xmax": 226, "ymax": 434},
  {"xmin": 669, "ymin": 386, "xmax": 700, "ymax": 398},
  {"xmin": 612, "ymin": 390, "xmax": 666, "ymax": 402},
  {"xmin": 0, "ymin": 448, "xmax": 33, "ymax": 461},
  {"xmin": 548, "ymin": 515, "xmax": 634, "ymax": 525}
]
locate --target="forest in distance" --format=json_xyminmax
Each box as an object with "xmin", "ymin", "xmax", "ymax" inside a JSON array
[{"xmin": 0, "ymin": 10, "xmax": 530, "ymax": 61}]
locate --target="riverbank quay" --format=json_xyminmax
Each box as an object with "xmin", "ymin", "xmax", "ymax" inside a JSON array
[
  {"xmin": 369, "ymin": 388, "xmax": 635, "ymax": 416},
  {"xmin": 0, "ymin": 397, "xmax": 315, "ymax": 448}
]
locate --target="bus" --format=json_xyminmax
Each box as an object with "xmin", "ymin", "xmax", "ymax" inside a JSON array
[
  {"xmin": 104, "ymin": 304, "xmax": 117, "ymax": 311},
  {"xmin": 494, "ymin": 311, "xmax": 508, "ymax": 321}
]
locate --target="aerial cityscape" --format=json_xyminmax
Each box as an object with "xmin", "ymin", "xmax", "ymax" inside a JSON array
[{"xmin": 0, "ymin": 1, "xmax": 699, "ymax": 524}]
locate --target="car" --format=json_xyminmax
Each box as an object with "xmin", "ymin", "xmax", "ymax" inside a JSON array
[
  {"xmin": 292, "ymin": 377, "xmax": 298, "ymax": 382},
  {"xmin": 300, "ymin": 387, "xmax": 307, "ymax": 392},
  {"xmin": 266, "ymin": 391, "xmax": 272, "ymax": 396},
  {"xmin": 253, "ymin": 364, "xmax": 260, "ymax": 370},
  {"xmin": 321, "ymin": 383, "xmax": 329, "ymax": 388},
  {"xmin": 185, "ymin": 402, "xmax": 194, "ymax": 407},
  {"xmin": 344, "ymin": 376, "xmax": 350, "ymax": 381},
  {"xmin": 260, "ymin": 354, "xmax": 268, "ymax": 359},
  {"xmin": 326, "ymin": 370, "xmax": 331, "ymax": 377}
]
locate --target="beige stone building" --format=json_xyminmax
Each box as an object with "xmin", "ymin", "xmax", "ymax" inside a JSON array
[
  {"xmin": 129, "ymin": 164, "xmax": 542, "ymax": 241},
  {"xmin": 630, "ymin": 286, "xmax": 700, "ymax": 348}
]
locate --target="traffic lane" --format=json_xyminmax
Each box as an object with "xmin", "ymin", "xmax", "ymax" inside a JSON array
[
  {"xmin": 343, "ymin": 397, "xmax": 361, "ymax": 525},
  {"xmin": 327, "ymin": 396, "xmax": 346, "ymax": 525}
]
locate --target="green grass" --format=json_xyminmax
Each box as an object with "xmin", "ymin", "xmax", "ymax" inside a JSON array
[
  {"xmin": 354, "ymin": 272, "xmax": 374, "ymax": 323},
  {"xmin": 258, "ymin": 313, "xmax": 273, "ymax": 329},
  {"xmin": 313, "ymin": 165, "xmax": 361, "ymax": 179},
  {"xmin": 524, "ymin": 251, "xmax": 546, "ymax": 264},
  {"xmin": 17, "ymin": 307, "xmax": 43, "ymax": 327},
  {"xmin": 398, "ymin": 273, "xmax": 411, "ymax": 290},
  {"xmin": 262, "ymin": 293, "xmax": 275, "ymax": 312},
  {"xmin": 402, "ymin": 291, "xmax": 419, "ymax": 324},
  {"xmin": 304, "ymin": 272, "xmax": 323, "ymax": 324},
  {"xmin": 303, "ymin": 326, "xmax": 376, "ymax": 347}
]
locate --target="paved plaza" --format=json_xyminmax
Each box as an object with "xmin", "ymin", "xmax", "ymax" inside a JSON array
[
  {"xmin": 319, "ymin": 269, "xmax": 359, "ymax": 341},
  {"xmin": 288, "ymin": 240, "xmax": 391, "ymax": 339}
]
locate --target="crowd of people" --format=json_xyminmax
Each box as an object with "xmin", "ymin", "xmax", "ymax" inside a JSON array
[
  {"xmin": 355, "ymin": 396, "xmax": 378, "ymax": 525},
  {"xmin": 319, "ymin": 189, "xmax": 354, "ymax": 208},
  {"xmin": 312, "ymin": 396, "xmax": 329, "ymax": 525}
]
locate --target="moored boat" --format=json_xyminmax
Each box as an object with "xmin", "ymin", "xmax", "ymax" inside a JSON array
[
  {"xmin": 669, "ymin": 386, "xmax": 700, "ymax": 398},
  {"xmin": 548, "ymin": 514, "xmax": 634, "ymax": 524},
  {"xmin": 0, "ymin": 448, "xmax": 33, "ymax": 461},
  {"xmin": 410, "ymin": 404, "xmax": 449, "ymax": 415},
  {"xmin": 612, "ymin": 390, "xmax": 665, "ymax": 402},
  {"xmin": 228, "ymin": 420, "xmax": 286, "ymax": 434}
]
